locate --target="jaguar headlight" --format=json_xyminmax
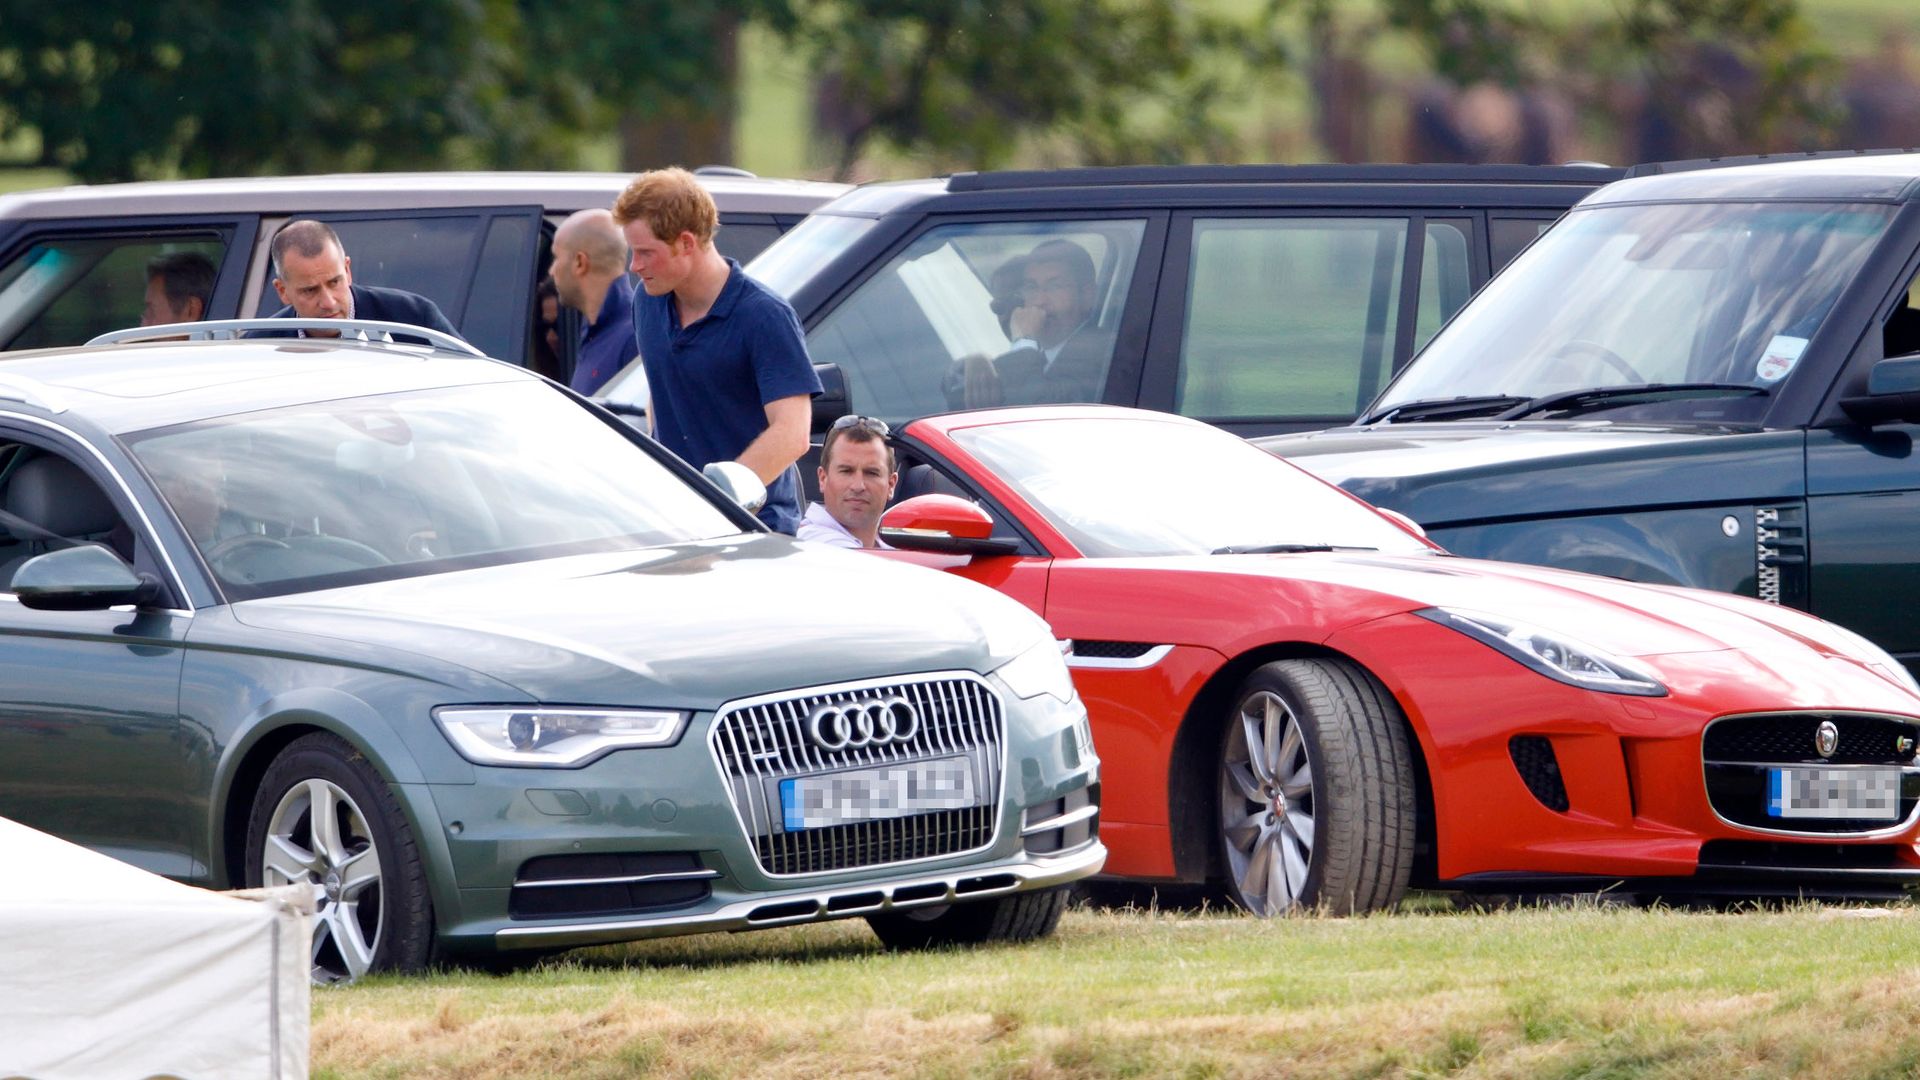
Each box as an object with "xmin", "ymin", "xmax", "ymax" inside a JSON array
[
  {"xmin": 992, "ymin": 638, "xmax": 1077, "ymax": 703},
  {"xmin": 1417, "ymin": 608, "xmax": 1667, "ymax": 697},
  {"xmin": 433, "ymin": 706, "xmax": 687, "ymax": 767}
]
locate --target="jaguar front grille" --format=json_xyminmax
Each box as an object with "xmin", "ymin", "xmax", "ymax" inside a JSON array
[
  {"xmin": 1702, "ymin": 712, "xmax": 1920, "ymax": 835},
  {"xmin": 710, "ymin": 673, "xmax": 1006, "ymax": 877}
]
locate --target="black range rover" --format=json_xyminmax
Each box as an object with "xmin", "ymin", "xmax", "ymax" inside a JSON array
[{"xmin": 731, "ymin": 163, "xmax": 1620, "ymax": 437}]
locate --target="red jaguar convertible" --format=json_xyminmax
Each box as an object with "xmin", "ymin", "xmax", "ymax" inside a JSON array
[{"xmin": 869, "ymin": 406, "xmax": 1920, "ymax": 913}]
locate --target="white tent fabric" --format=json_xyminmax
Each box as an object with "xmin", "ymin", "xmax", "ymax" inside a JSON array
[{"xmin": 0, "ymin": 817, "xmax": 311, "ymax": 1080}]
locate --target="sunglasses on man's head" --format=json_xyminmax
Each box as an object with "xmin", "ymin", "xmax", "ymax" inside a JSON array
[{"xmin": 829, "ymin": 415, "xmax": 890, "ymax": 436}]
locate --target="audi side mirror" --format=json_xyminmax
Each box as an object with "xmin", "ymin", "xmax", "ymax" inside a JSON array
[
  {"xmin": 879, "ymin": 495, "xmax": 1019, "ymax": 557},
  {"xmin": 13, "ymin": 545, "xmax": 162, "ymax": 611}
]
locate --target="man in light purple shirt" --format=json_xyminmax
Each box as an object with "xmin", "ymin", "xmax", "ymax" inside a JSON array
[{"xmin": 798, "ymin": 416, "xmax": 896, "ymax": 549}]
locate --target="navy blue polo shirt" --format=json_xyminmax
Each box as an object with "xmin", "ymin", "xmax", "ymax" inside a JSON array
[
  {"xmin": 633, "ymin": 258, "xmax": 822, "ymax": 533},
  {"xmin": 570, "ymin": 275, "xmax": 637, "ymax": 395}
]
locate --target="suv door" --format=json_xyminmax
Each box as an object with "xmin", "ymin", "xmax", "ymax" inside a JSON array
[
  {"xmin": 244, "ymin": 207, "xmax": 544, "ymax": 364},
  {"xmin": 800, "ymin": 214, "xmax": 1168, "ymax": 427},
  {"xmin": 0, "ymin": 218, "xmax": 253, "ymax": 349},
  {"xmin": 1141, "ymin": 210, "xmax": 1480, "ymax": 437}
]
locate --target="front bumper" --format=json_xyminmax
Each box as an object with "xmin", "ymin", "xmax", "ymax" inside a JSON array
[
  {"xmin": 496, "ymin": 840, "xmax": 1105, "ymax": 950},
  {"xmin": 399, "ymin": 676, "xmax": 1102, "ymax": 952}
]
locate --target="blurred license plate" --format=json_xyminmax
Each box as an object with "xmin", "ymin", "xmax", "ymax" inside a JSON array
[
  {"xmin": 1767, "ymin": 766, "xmax": 1900, "ymax": 820},
  {"xmin": 781, "ymin": 757, "xmax": 976, "ymax": 831}
]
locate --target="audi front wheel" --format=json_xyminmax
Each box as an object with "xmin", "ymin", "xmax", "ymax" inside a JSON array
[{"xmin": 244, "ymin": 732, "xmax": 434, "ymax": 983}]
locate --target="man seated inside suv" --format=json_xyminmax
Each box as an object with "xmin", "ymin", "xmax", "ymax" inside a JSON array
[{"xmin": 944, "ymin": 238, "xmax": 1113, "ymax": 409}]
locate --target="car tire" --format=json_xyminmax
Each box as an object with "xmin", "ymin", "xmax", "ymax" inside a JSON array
[
  {"xmin": 245, "ymin": 732, "xmax": 434, "ymax": 983},
  {"xmin": 865, "ymin": 886, "xmax": 1069, "ymax": 949},
  {"xmin": 1217, "ymin": 658, "xmax": 1414, "ymax": 916}
]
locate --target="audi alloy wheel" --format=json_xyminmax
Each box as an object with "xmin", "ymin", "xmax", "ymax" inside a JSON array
[{"xmin": 245, "ymin": 732, "xmax": 434, "ymax": 983}]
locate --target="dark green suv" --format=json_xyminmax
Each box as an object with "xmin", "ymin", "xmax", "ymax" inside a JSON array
[{"xmin": 1261, "ymin": 151, "xmax": 1920, "ymax": 675}]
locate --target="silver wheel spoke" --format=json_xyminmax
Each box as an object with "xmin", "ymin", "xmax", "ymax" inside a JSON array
[
  {"xmin": 337, "ymin": 846, "xmax": 381, "ymax": 901},
  {"xmin": 263, "ymin": 834, "xmax": 318, "ymax": 885},
  {"xmin": 1268, "ymin": 832, "xmax": 1293, "ymax": 908},
  {"xmin": 1226, "ymin": 761, "xmax": 1265, "ymax": 805},
  {"xmin": 1262, "ymin": 698, "xmax": 1286, "ymax": 782},
  {"xmin": 1275, "ymin": 716, "xmax": 1302, "ymax": 781},
  {"xmin": 306, "ymin": 780, "xmax": 349, "ymax": 867},
  {"xmin": 1240, "ymin": 711, "xmax": 1274, "ymax": 786},
  {"xmin": 1286, "ymin": 810, "xmax": 1316, "ymax": 851},
  {"xmin": 325, "ymin": 905, "xmax": 375, "ymax": 980},
  {"xmin": 1239, "ymin": 825, "xmax": 1275, "ymax": 911},
  {"xmin": 1281, "ymin": 762, "xmax": 1313, "ymax": 801},
  {"xmin": 1279, "ymin": 831, "xmax": 1309, "ymax": 904},
  {"xmin": 1224, "ymin": 808, "xmax": 1264, "ymax": 851}
]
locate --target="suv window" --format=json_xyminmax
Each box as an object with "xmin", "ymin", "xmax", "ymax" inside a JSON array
[
  {"xmin": 805, "ymin": 220, "xmax": 1146, "ymax": 425},
  {"xmin": 1177, "ymin": 217, "xmax": 1415, "ymax": 420},
  {"xmin": 0, "ymin": 235, "xmax": 228, "ymax": 350}
]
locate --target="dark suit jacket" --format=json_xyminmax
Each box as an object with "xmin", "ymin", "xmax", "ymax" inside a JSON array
[
  {"xmin": 943, "ymin": 322, "xmax": 1113, "ymax": 409},
  {"xmin": 259, "ymin": 284, "xmax": 462, "ymax": 345}
]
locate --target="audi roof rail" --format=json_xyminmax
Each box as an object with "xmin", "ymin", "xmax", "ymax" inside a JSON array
[
  {"xmin": 86, "ymin": 318, "xmax": 486, "ymax": 357},
  {"xmin": 1624, "ymin": 148, "xmax": 1920, "ymax": 178},
  {"xmin": 945, "ymin": 161, "xmax": 1625, "ymax": 192}
]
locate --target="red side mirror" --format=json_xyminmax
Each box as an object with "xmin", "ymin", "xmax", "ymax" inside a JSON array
[{"xmin": 879, "ymin": 494, "xmax": 1019, "ymax": 556}]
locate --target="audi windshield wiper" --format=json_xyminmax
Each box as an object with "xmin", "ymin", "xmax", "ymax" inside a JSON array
[
  {"xmin": 1492, "ymin": 383, "xmax": 1769, "ymax": 422},
  {"xmin": 1361, "ymin": 395, "xmax": 1532, "ymax": 425},
  {"xmin": 1210, "ymin": 543, "xmax": 1379, "ymax": 555}
]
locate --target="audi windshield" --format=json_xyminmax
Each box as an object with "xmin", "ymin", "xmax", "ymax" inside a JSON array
[
  {"xmin": 126, "ymin": 381, "xmax": 743, "ymax": 599},
  {"xmin": 1372, "ymin": 200, "xmax": 1897, "ymax": 425}
]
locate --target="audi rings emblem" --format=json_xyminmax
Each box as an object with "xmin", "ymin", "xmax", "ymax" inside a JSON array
[
  {"xmin": 807, "ymin": 696, "xmax": 919, "ymax": 751},
  {"xmin": 1814, "ymin": 719, "xmax": 1840, "ymax": 758}
]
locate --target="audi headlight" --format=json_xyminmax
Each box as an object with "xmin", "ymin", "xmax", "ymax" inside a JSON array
[
  {"xmin": 433, "ymin": 706, "xmax": 687, "ymax": 767},
  {"xmin": 1416, "ymin": 608, "xmax": 1667, "ymax": 697},
  {"xmin": 993, "ymin": 638, "xmax": 1077, "ymax": 703}
]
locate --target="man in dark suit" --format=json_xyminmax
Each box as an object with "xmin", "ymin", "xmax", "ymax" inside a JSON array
[
  {"xmin": 945, "ymin": 237, "xmax": 1112, "ymax": 409},
  {"xmin": 261, "ymin": 220, "xmax": 462, "ymax": 344}
]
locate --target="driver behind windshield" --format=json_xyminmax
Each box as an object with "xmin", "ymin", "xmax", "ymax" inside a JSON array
[{"xmin": 944, "ymin": 239, "xmax": 1112, "ymax": 409}]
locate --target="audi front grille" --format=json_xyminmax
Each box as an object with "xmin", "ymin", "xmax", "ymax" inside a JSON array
[{"xmin": 709, "ymin": 672, "xmax": 1007, "ymax": 877}]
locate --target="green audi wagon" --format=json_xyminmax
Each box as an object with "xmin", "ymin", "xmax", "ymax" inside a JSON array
[{"xmin": 0, "ymin": 321, "xmax": 1102, "ymax": 982}]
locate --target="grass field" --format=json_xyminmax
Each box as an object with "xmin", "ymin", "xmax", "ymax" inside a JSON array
[{"xmin": 312, "ymin": 898, "xmax": 1920, "ymax": 1079}]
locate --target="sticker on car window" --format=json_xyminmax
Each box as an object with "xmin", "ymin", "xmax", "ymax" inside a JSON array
[{"xmin": 1755, "ymin": 335, "xmax": 1808, "ymax": 383}]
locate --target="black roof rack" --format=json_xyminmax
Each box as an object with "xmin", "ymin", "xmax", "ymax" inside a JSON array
[
  {"xmin": 946, "ymin": 162, "xmax": 1623, "ymax": 193},
  {"xmin": 1624, "ymin": 148, "xmax": 1920, "ymax": 178}
]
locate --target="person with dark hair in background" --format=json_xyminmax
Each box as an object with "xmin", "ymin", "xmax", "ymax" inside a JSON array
[
  {"xmin": 531, "ymin": 277, "xmax": 564, "ymax": 382},
  {"xmin": 945, "ymin": 237, "xmax": 1112, "ymax": 409},
  {"xmin": 141, "ymin": 251, "xmax": 217, "ymax": 326},
  {"xmin": 263, "ymin": 220, "xmax": 461, "ymax": 343},
  {"xmin": 548, "ymin": 208, "xmax": 637, "ymax": 394}
]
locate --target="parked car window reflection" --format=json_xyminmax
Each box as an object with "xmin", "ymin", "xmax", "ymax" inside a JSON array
[
  {"xmin": 798, "ymin": 220, "xmax": 1145, "ymax": 425},
  {"xmin": 0, "ymin": 235, "xmax": 227, "ymax": 349},
  {"xmin": 128, "ymin": 381, "xmax": 741, "ymax": 599}
]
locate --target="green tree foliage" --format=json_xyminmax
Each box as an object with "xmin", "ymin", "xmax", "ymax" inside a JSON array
[{"xmin": 792, "ymin": 0, "xmax": 1286, "ymax": 177}]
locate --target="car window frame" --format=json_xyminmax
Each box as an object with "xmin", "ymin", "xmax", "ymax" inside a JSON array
[
  {"xmin": 240, "ymin": 206, "xmax": 544, "ymax": 365},
  {"xmin": 0, "ymin": 217, "xmax": 257, "ymax": 351},
  {"xmin": 1140, "ymin": 208, "xmax": 1493, "ymax": 437},
  {"xmin": 0, "ymin": 416, "xmax": 191, "ymax": 611},
  {"xmin": 794, "ymin": 210, "xmax": 1169, "ymax": 423}
]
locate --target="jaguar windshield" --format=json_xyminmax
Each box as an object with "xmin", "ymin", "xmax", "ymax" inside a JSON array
[
  {"xmin": 1372, "ymin": 200, "xmax": 1896, "ymax": 424},
  {"xmin": 950, "ymin": 415, "xmax": 1435, "ymax": 558}
]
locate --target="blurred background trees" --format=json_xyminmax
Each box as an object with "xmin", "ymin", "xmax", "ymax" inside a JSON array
[{"xmin": 0, "ymin": 0, "xmax": 1915, "ymax": 187}]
